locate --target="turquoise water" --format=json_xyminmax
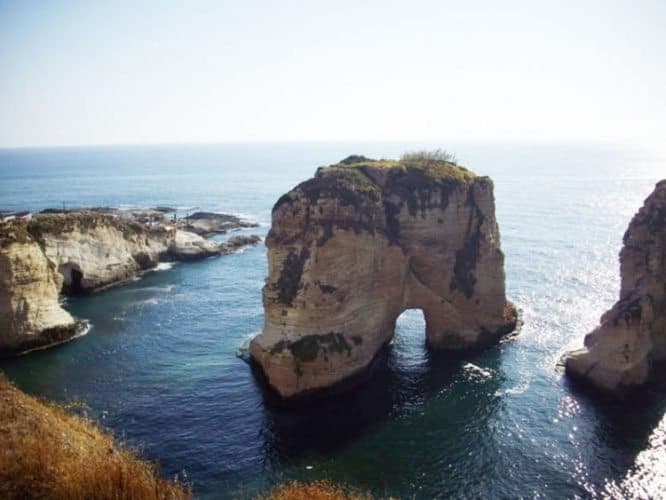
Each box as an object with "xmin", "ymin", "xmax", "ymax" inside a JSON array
[{"xmin": 0, "ymin": 143, "xmax": 664, "ymax": 498}]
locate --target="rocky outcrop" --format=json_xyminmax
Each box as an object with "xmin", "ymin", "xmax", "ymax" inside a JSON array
[
  {"xmin": 250, "ymin": 155, "xmax": 517, "ymax": 398},
  {"xmin": 1, "ymin": 212, "xmax": 261, "ymax": 355},
  {"xmin": 564, "ymin": 180, "xmax": 666, "ymax": 395},
  {"xmin": 30, "ymin": 214, "xmax": 175, "ymax": 293},
  {"xmin": 0, "ymin": 226, "xmax": 83, "ymax": 355},
  {"xmin": 182, "ymin": 212, "xmax": 259, "ymax": 237},
  {"xmin": 168, "ymin": 231, "xmax": 261, "ymax": 261}
]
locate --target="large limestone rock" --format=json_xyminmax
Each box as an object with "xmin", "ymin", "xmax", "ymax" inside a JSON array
[
  {"xmin": 168, "ymin": 230, "xmax": 261, "ymax": 261},
  {"xmin": 1, "ymin": 213, "xmax": 262, "ymax": 356},
  {"xmin": 250, "ymin": 155, "xmax": 517, "ymax": 398},
  {"xmin": 31, "ymin": 214, "xmax": 174, "ymax": 293},
  {"xmin": 565, "ymin": 180, "xmax": 666, "ymax": 395},
  {"xmin": 0, "ymin": 227, "xmax": 82, "ymax": 355}
]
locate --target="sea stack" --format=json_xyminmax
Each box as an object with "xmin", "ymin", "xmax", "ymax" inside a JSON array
[
  {"xmin": 564, "ymin": 180, "xmax": 666, "ymax": 395},
  {"xmin": 250, "ymin": 154, "xmax": 517, "ymax": 399}
]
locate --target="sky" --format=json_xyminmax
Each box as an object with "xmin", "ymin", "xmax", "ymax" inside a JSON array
[{"xmin": 0, "ymin": 0, "xmax": 665, "ymax": 149}]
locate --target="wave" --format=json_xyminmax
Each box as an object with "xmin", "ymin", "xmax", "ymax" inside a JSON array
[
  {"xmin": 19, "ymin": 320, "xmax": 92, "ymax": 356},
  {"xmin": 462, "ymin": 362, "xmax": 494, "ymax": 381},
  {"xmin": 153, "ymin": 262, "xmax": 175, "ymax": 272},
  {"xmin": 235, "ymin": 332, "xmax": 260, "ymax": 362}
]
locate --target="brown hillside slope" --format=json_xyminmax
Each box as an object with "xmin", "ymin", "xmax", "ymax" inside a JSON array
[{"xmin": 0, "ymin": 374, "xmax": 190, "ymax": 500}]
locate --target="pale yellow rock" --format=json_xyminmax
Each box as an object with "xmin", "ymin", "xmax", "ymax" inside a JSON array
[
  {"xmin": 33, "ymin": 215, "xmax": 174, "ymax": 292},
  {"xmin": 0, "ymin": 237, "xmax": 79, "ymax": 354},
  {"xmin": 564, "ymin": 180, "xmax": 666, "ymax": 394},
  {"xmin": 250, "ymin": 156, "xmax": 517, "ymax": 398}
]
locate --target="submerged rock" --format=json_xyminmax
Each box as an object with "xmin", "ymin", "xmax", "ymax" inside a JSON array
[
  {"xmin": 564, "ymin": 180, "xmax": 666, "ymax": 395},
  {"xmin": 250, "ymin": 155, "xmax": 517, "ymax": 399}
]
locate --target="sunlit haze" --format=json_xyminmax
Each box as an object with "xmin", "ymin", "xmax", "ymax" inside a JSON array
[{"xmin": 1, "ymin": 0, "xmax": 665, "ymax": 150}]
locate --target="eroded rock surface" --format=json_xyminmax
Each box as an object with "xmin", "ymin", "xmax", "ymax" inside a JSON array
[
  {"xmin": 32, "ymin": 214, "xmax": 174, "ymax": 293},
  {"xmin": 183, "ymin": 212, "xmax": 259, "ymax": 237},
  {"xmin": 1, "ymin": 212, "xmax": 261, "ymax": 355},
  {"xmin": 0, "ymin": 228, "xmax": 82, "ymax": 355},
  {"xmin": 250, "ymin": 155, "xmax": 517, "ymax": 398},
  {"xmin": 564, "ymin": 180, "xmax": 666, "ymax": 395}
]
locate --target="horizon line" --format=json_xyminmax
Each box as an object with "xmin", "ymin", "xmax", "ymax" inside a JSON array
[{"xmin": 0, "ymin": 137, "xmax": 653, "ymax": 152}]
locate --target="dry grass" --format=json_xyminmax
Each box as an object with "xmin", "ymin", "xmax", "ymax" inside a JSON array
[
  {"xmin": 0, "ymin": 374, "xmax": 191, "ymax": 500},
  {"xmin": 260, "ymin": 479, "xmax": 373, "ymax": 500}
]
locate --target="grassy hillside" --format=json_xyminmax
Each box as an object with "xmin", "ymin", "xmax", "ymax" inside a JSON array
[{"xmin": 0, "ymin": 374, "xmax": 190, "ymax": 499}]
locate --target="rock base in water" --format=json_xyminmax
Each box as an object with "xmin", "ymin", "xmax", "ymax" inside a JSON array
[
  {"xmin": 564, "ymin": 180, "xmax": 666, "ymax": 396},
  {"xmin": 251, "ymin": 154, "xmax": 517, "ymax": 399}
]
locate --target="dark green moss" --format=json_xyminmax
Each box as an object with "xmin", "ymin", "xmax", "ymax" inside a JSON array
[
  {"xmin": 339, "ymin": 154, "xmax": 371, "ymax": 165},
  {"xmin": 288, "ymin": 336, "xmax": 321, "ymax": 362},
  {"xmin": 449, "ymin": 191, "xmax": 484, "ymax": 299},
  {"xmin": 276, "ymin": 248, "xmax": 310, "ymax": 305},
  {"xmin": 384, "ymin": 168, "xmax": 462, "ymax": 217},
  {"xmin": 269, "ymin": 340, "xmax": 288, "ymax": 355},
  {"xmin": 0, "ymin": 221, "xmax": 33, "ymax": 248},
  {"xmin": 288, "ymin": 332, "xmax": 352, "ymax": 362},
  {"xmin": 450, "ymin": 230, "xmax": 480, "ymax": 299}
]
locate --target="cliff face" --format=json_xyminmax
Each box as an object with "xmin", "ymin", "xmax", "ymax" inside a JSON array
[
  {"xmin": 250, "ymin": 156, "xmax": 517, "ymax": 398},
  {"xmin": 0, "ymin": 213, "xmax": 261, "ymax": 355},
  {"xmin": 565, "ymin": 180, "xmax": 666, "ymax": 394},
  {"xmin": 0, "ymin": 229, "xmax": 81, "ymax": 355},
  {"xmin": 31, "ymin": 214, "xmax": 174, "ymax": 293}
]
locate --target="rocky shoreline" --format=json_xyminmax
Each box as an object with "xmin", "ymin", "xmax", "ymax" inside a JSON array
[{"xmin": 0, "ymin": 208, "xmax": 261, "ymax": 356}]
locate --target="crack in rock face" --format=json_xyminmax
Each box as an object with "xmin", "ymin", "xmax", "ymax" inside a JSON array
[
  {"xmin": 250, "ymin": 156, "xmax": 518, "ymax": 399},
  {"xmin": 564, "ymin": 180, "xmax": 666, "ymax": 396}
]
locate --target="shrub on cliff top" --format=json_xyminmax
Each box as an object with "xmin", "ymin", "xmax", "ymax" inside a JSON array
[
  {"xmin": 401, "ymin": 148, "xmax": 457, "ymax": 165},
  {"xmin": 0, "ymin": 374, "xmax": 191, "ymax": 500}
]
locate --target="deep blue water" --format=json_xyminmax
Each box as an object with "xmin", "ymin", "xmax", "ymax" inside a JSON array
[{"xmin": 0, "ymin": 142, "xmax": 664, "ymax": 498}]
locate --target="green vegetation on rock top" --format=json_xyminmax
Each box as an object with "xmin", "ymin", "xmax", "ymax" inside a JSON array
[
  {"xmin": 0, "ymin": 213, "xmax": 159, "ymax": 248},
  {"xmin": 320, "ymin": 150, "xmax": 476, "ymax": 187}
]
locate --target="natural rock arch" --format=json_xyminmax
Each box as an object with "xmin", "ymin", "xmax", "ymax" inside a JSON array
[{"xmin": 250, "ymin": 155, "xmax": 517, "ymax": 399}]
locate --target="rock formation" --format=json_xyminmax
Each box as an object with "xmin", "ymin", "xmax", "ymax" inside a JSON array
[
  {"xmin": 0, "ymin": 226, "xmax": 83, "ymax": 355},
  {"xmin": 182, "ymin": 212, "xmax": 259, "ymax": 237},
  {"xmin": 250, "ymin": 155, "xmax": 517, "ymax": 398},
  {"xmin": 32, "ymin": 214, "xmax": 175, "ymax": 293},
  {"xmin": 169, "ymin": 231, "xmax": 261, "ymax": 261},
  {"xmin": 564, "ymin": 180, "xmax": 666, "ymax": 395},
  {"xmin": 0, "ymin": 212, "xmax": 261, "ymax": 355}
]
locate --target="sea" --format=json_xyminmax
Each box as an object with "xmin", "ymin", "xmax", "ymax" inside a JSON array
[{"xmin": 0, "ymin": 142, "xmax": 664, "ymax": 498}]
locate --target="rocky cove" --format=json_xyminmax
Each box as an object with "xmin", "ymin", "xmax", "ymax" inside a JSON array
[{"xmin": 0, "ymin": 209, "xmax": 260, "ymax": 355}]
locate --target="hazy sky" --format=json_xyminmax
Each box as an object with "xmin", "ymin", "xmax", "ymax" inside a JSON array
[{"xmin": 1, "ymin": 0, "xmax": 665, "ymax": 148}]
